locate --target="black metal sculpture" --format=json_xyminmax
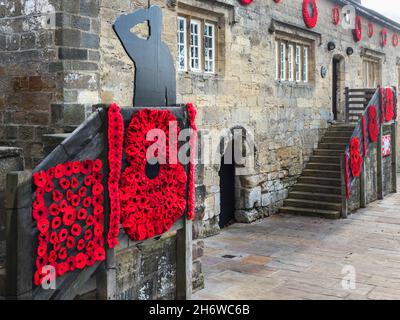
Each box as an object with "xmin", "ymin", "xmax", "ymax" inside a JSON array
[{"xmin": 113, "ymin": 5, "xmax": 177, "ymax": 107}]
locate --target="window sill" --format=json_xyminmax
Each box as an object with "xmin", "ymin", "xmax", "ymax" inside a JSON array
[
  {"xmin": 274, "ymin": 80, "xmax": 314, "ymax": 89},
  {"xmin": 178, "ymin": 71, "xmax": 222, "ymax": 80}
]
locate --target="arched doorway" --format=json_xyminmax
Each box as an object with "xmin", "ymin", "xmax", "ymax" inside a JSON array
[
  {"xmin": 332, "ymin": 55, "xmax": 345, "ymax": 121},
  {"xmin": 219, "ymin": 141, "xmax": 235, "ymax": 228}
]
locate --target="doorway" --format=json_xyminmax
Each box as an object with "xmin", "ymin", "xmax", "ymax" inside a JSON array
[
  {"xmin": 218, "ymin": 143, "xmax": 235, "ymax": 229},
  {"xmin": 332, "ymin": 57, "xmax": 341, "ymax": 121}
]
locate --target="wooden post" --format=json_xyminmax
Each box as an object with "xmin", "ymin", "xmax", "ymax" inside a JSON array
[
  {"xmin": 377, "ymin": 125, "xmax": 384, "ymax": 200},
  {"xmin": 345, "ymin": 87, "xmax": 349, "ymax": 124},
  {"xmin": 360, "ymin": 160, "xmax": 367, "ymax": 208},
  {"xmin": 391, "ymin": 120, "xmax": 397, "ymax": 193},
  {"xmin": 5, "ymin": 171, "xmax": 33, "ymax": 300},
  {"xmin": 176, "ymin": 216, "xmax": 192, "ymax": 300},
  {"xmin": 340, "ymin": 155, "xmax": 348, "ymax": 218}
]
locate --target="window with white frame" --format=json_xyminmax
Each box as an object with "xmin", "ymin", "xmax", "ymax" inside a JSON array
[
  {"xmin": 280, "ymin": 42, "xmax": 286, "ymax": 81},
  {"xmin": 177, "ymin": 15, "xmax": 218, "ymax": 74},
  {"xmin": 177, "ymin": 17, "xmax": 187, "ymax": 71},
  {"xmin": 303, "ymin": 47, "xmax": 309, "ymax": 83},
  {"xmin": 295, "ymin": 45, "xmax": 301, "ymax": 82},
  {"xmin": 275, "ymin": 37, "xmax": 312, "ymax": 83},
  {"xmin": 288, "ymin": 45, "xmax": 294, "ymax": 82},
  {"xmin": 190, "ymin": 20, "xmax": 201, "ymax": 72},
  {"xmin": 204, "ymin": 23, "xmax": 215, "ymax": 73}
]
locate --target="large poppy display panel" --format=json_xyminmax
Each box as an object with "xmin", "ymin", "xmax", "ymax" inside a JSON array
[
  {"xmin": 117, "ymin": 106, "xmax": 191, "ymax": 242},
  {"xmin": 32, "ymin": 159, "xmax": 106, "ymax": 287}
]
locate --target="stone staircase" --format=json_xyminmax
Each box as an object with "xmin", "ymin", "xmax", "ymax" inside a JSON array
[{"xmin": 280, "ymin": 124, "xmax": 355, "ymax": 219}]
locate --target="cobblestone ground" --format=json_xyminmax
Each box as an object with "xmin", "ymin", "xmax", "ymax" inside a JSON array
[{"xmin": 193, "ymin": 191, "xmax": 400, "ymax": 300}]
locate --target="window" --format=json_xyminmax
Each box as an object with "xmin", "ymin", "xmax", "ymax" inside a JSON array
[
  {"xmin": 295, "ymin": 46, "xmax": 301, "ymax": 82},
  {"xmin": 275, "ymin": 37, "xmax": 312, "ymax": 83},
  {"xmin": 204, "ymin": 23, "xmax": 215, "ymax": 73},
  {"xmin": 303, "ymin": 47, "xmax": 309, "ymax": 83},
  {"xmin": 288, "ymin": 45, "xmax": 294, "ymax": 82},
  {"xmin": 363, "ymin": 58, "xmax": 381, "ymax": 88},
  {"xmin": 177, "ymin": 17, "xmax": 187, "ymax": 71},
  {"xmin": 190, "ymin": 20, "xmax": 201, "ymax": 72}
]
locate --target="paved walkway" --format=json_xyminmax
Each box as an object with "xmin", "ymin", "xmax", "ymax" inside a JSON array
[{"xmin": 193, "ymin": 192, "xmax": 400, "ymax": 300}]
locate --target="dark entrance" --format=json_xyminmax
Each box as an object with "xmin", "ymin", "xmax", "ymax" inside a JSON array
[
  {"xmin": 332, "ymin": 57, "xmax": 341, "ymax": 120},
  {"xmin": 219, "ymin": 146, "xmax": 235, "ymax": 229}
]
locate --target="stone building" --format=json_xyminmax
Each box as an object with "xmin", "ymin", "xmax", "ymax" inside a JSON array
[{"xmin": 0, "ymin": 0, "xmax": 399, "ymax": 298}]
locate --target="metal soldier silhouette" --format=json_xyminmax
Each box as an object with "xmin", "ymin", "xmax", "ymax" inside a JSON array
[{"xmin": 113, "ymin": 5, "xmax": 176, "ymax": 106}]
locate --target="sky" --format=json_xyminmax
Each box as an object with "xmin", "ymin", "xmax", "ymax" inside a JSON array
[{"xmin": 362, "ymin": 0, "xmax": 400, "ymax": 23}]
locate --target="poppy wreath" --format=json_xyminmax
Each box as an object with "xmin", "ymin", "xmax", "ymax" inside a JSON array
[
  {"xmin": 381, "ymin": 27, "xmax": 388, "ymax": 47},
  {"xmin": 332, "ymin": 7, "xmax": 340, "ymax": 26},
  {"xmin": 393, "ymin": 33, "xmax": 399, "ymax": 47},
  {"xmin": 273, "ymin": 0, "xmax": 281, "ymax": 3},
  {"xmin": 345, "ymin": 153, "xmax": 350, "ymax": 199},
  {"xmin": 350, "ymin": 137, "xmax": 363, "ymax": 178},
  {"xmin": 32, "ymin": 159, "xmax": 105, "ymax": 287},
  {"xmin": 362, "ymin": 115, "xmax": 367, "ymax": 157},
  {"xmin": 353, "ymin": 16, "xmax": 362, "ymax": 42},
  {"xmin": 119, "ymin": 109, "xmax": 187, "ymax": 241},
  {"xmin": 186, "ymin": 103, "xmax": 197, "ymax": 221},
  {"xmin": 302, "ymin": 0, "xmax": 318, "ymax": 29},
  {"xmin": 240, "ymin": 0, "xmax": 253, "ymax": 5},
  {"xmin": 368, "ymin": 22, "xmax": 374, "ymax": 38},
  {"xmin": 385, "ymin": 87, "xmax": 394, "ymax": 122},
  {"xmin": 368, "ymin": 105, "xmax": 379, "ymax": 142},
  {"xmin": 107, "ymin": 103, "xmax": 124, "ymax": 248}
]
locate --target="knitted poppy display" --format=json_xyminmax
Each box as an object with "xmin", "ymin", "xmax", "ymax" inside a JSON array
[
  {"xmin": 32, "ymin": 159, "xmax": 105, "ymax": 287},
  {"xmin": 186, "ymin": 103, "xmax": 197, "ymax": 221},
  {"xmin": 385, "ymin": 88, "xmax": 394, "ymax": 122},
  {"xmin": 393, "ymin": 34, "xmax": 399, "ymax": 47},
  {"xmin": 240, "ymin": 0, "xmax": 253, "ymax": 4},
  {"xmin": 362, "ymin": 115, "xmax": 367, "ymax": 157},
  {"xmin": 350, "ymin": 137, "xmax": 363, "ymax": 178},
  {"xmin": 302, "ymin": 0, "xmax": 318, "ymax": 29},
  {"xmin": 107, "ymin": 103, "xmax": 124, "ymax": 249},
  {"xmin": 353, "ymin": 16, "xmax": 362, "ymax": 42},
  {"xmin": 368, "ymin": 22, "xmax": 374, "ymax": 38},
  {"xmin": 332, "ymin": 7, "xmax": 340, "ymax": 26},
  {"xmin": 119, "ymin": 109, "xmax": 187, "ymax": 241},
  {"xmin": 368, "ymin": 105, "xmax": 379, "ymax": 143},
  {"xmin": 381, "ymin": 27, "xmax": 388, "ymax": 47}
]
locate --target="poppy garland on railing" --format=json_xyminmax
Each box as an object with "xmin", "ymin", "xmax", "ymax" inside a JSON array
[
  {"xmin": 368, "ymin": 105, "xmax": 379, "ymax": 142},
  {"xmin": 119, "ymin": 109, "xmax": 188, "ymax": 241},
  {"xmin": 385, "ymin": 87, "xmax": 394, "ymax": 122},
  {"xmin": 350, "ymin": 137, "xmax": 363, "ymax": 178},
  {"xmin": 186, "ymin": 103, "xmax": 197, "ymax": 220},
  {"xmin": 32, "ymin": 159, "xmax": 106, "ymax": 286},
  {"xmin": 107, "ymin": 103, "xmax": 124, "ymax": 249},
  {"xmin": 361, "ymin": 115, "xmax": 367, "ymax": 157}
]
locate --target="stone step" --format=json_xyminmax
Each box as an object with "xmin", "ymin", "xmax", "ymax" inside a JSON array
[
  {"xmin": 292, "ymin": 183, "xmax": 342, "ymax": 195},
  {"xmin": 324, "ymin": 131, "xmax": 354, "ymax": 138},
  {"xmin": 42, "ymin": 133, "xmax": 72, "ymax": 157},
  {"xmin": 298, "ymin": 176, "xmax": 341, "ymax": 186},
  {"xmin": 318, "ymin": 143, "xmax": 348, "ymax": 150},
  {"xmin": 288, "ymin": 191, "xmax": 342, "ymax": 202},
  {"xmin": 314, "ymin": 149, "xmax": 343, "ymax": 156},
  {"xmin": 328, "ymin": 125, "xmax": 356, "ymax": 132},
  {"xmin": 309, "ymin": 155, "xmax": 340, "ymax": 164},
  {"xmin": 0, "ymin": 267, "xmax": 5, "ymax": 297},
  {"xmin": 321, "ymin": 137, "xmax": 351, "ymax": 144},
  {"xmin": 306, "ymin": 163, "xmax": 340, "ymax": 171},
  {"xmin": 279, "ymin": 206, "xmax": 341, "ymax": 219},
  {"xmin": 302, "ymin": 169, "xmax": 340, "ymax": 178},
  {"xmin": 283, "ymin": 198, "xmax": 341, "ymax": 211}
]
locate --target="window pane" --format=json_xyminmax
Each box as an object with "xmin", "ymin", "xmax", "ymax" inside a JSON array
[
  {"xmin": 190, "ymin": 20, "xmax": 201, "ymax": 71},
  {"xmin": 177, "ymin": 17, "xmax": 187, "ymax": 71},
  {"xmin": 288, "ymin": 45, "xmax": 294, "ymax": 82},
  {"xmin": 303, "ymin": 47, "xmax": 309, "ymax": 82},
  {"xmin": 280, "ymin": 43, "xmax": 286, "ymax": 81},
  {"xmin": 295, "ymin": 46, "xmax": 301, "ymax": 82},
  {"xmin": 204, "ymin": 23, "xmax": 215, "ymax": 73}
]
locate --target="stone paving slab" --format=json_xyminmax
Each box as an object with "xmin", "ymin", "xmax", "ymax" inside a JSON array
[{"xmin": 193, "ymin": 190, "xmax": 400, "ymax": 300}]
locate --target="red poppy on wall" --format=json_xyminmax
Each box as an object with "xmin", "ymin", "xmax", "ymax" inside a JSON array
[
  {"xmin": 240, "ymin": 0, "xmax": 253, "ymax": 5},
  {"xmin": 353, "ymin": 16, "xmax": 362, "ymax": 42},
  {"xmin": 368, "ymin": 22, "xmax": 374, "ymax": 38},
  {"xmin": 381, "ymin": 27, "xmax": 388, "ymax": 47},
  {"xmin": 302, "ymin": 0, "xmax": 318, "ymax": 29},
  {"xmin": 393, "ymin": 33, "xmax": 399, "ymax": 47},
  {"xmin": 385, "ymin": 87, "xmax": 394, "ymax": 122},
  {"xmin": 332, "ymin": 7, "xmax": 340, "ymax": 26}
]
